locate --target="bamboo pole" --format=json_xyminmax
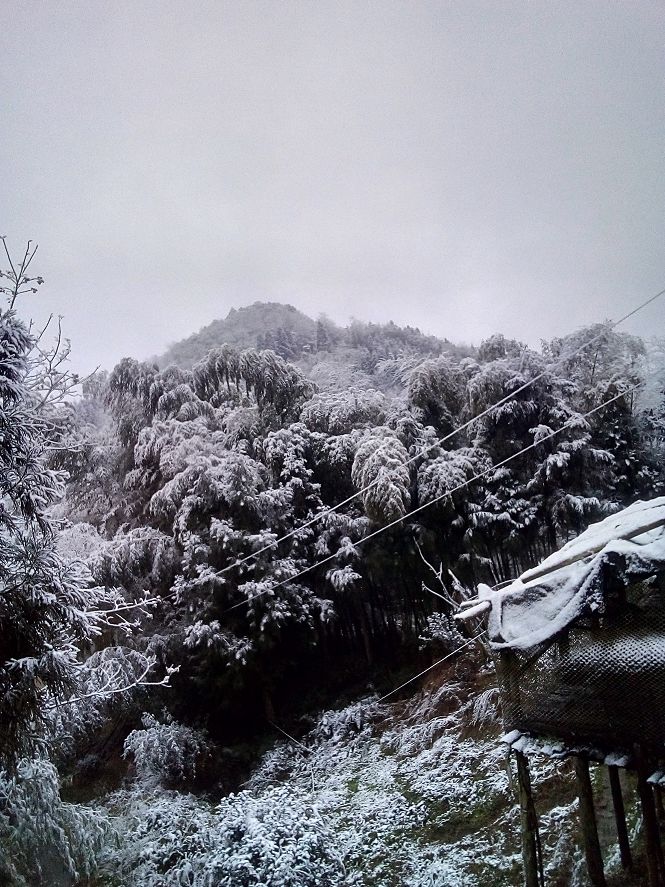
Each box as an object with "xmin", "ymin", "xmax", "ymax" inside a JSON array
[
  {"xmin": 636, "ymin": 750, "xmax": 665, "ymax": 887},
  {"xmin": 654, "ymin": 785, "xmax": 665, "ymax": 822},
  {"xmin": 607, "ymin": 765, "xmax": 632, "ymax": 871},
  {"xmin": 515, "ymin": 750, "xmax": 541, "ymax": 887},
  {"xmin": 520, "ymin": 515, "xmax": 665, "ymax": 585},
  {"xmin": 574, "ymin": 756, "xmax": 606, "ymax": 887}
]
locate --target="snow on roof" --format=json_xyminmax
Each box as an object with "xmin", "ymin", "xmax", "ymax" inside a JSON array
[{"xmin": 482, "ymin": 497, "xmax": 665, "ymax": 652}]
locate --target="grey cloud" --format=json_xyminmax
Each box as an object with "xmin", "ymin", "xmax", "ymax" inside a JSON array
[{"xmin": 1, "ymin": 0, "xmax": 664, "ymax": 373}]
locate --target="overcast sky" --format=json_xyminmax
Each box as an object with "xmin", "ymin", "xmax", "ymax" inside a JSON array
[{"xmin": 2, "ymin": 0, "xmax": 664, "ymax": 373}]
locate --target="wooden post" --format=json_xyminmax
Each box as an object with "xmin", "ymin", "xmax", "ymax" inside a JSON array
[
  {"xmin": 515, "ymin": 750, "xmax": 542, "ymax": 887},
  {"xmin": 636, "ymin": 750, "xmax": 665, "ymax": 887},
  {"xmin": 607, "ymin": 765, "xmax": 632, "ymax": 870},
  {"xmin": 655, "ymin": 785, "xmax": 665, "ymax": 822},
  {"xmin": 574, "ymin": 756, "xmax": 606, "ymax": 887}
]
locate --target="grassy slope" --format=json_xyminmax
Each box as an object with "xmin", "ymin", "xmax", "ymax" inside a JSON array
[{"xmin": 87, "ymin": 656, "xmax": 655, "ymax": 887}]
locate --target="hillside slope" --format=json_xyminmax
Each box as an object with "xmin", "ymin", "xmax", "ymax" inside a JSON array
[
  {"xmin": 159, "ymin": 301, "xmax": 462, "ymax": 376},
  {"xmin": 160, "ymin": 302, "xmax": 318, "ymax": 368}
]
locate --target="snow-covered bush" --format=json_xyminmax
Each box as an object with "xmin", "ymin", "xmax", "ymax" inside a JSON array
[
  {"xmin": 103, "ymin": 783, "xmax": 345, "ymax": 886},
  {"xmin": 470, "ymin": 685, "xmax": 502, "ymax": 727},
  {"xmin": 309, "ymin": 697, "xmax": 384, "ymax": 745},
  {"xmin": 418, "ymin": 611, "xmax": 467, "ymax": 654},
  {"xmin": 123, "ymin": 713, "xmax": 213, "ymax": 787},
  {"xmin": 50, "ymin": 646, "xmax": 163, "ymax": 766},
  {"xmin": 0, "ymin": 758, "xmax": 111, "ymax": 886}
]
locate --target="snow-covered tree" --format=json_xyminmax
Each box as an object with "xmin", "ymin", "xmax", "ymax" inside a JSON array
[
  {"xmin": 0, "ymin": 242, "xmax": 112, "ymax": 768},
  {"xmin": 351, "ymin": 429, "xmax": 411, "ymax": 523},
  {"xmin": 407, "ymin": 355, "xmax": 465, "ymax": 431}
]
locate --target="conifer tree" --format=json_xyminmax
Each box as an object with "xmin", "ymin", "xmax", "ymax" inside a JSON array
[{"xmin": 0, "ymin": 240, "xmax": 91, "ymax": 768}]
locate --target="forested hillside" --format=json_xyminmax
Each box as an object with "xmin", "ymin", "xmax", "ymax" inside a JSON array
[
  {"xmin": 158, "ymin": 301, "xmax": 467, "ymax": 385},
  {"xmin": 3, "ymin": 278, "xmax": 665, "ymax": 885},
  {"xmin": 160, "ymin": 302, "xmax": 319, "ymax": 368}
]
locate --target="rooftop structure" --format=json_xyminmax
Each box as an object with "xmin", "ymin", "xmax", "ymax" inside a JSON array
[{"xmin": 458, "ymin": 498, "xmax": 665, "ymax": 887}]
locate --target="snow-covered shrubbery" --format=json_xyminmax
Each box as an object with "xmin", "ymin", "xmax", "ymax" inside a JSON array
[
  {"xmin": 242, "ymin": 692, "xmax": 602, "ymax": 887},
  {"xmin": 50, "ymin": 647, "xmax": 162, "ymax": 766},
  {"xmin": 1, "ymin": 691, "xmax": 591, "ymax": 887},
  {"xmin": 0, "ymin": 759, "xmax": 111, "ymax": 887},
  {"xmin": 419, "ymin": 611, "xmax": 467, "ymax": 654},
  {"xmin": 101, "ymin": 784, "xmax": 345, "ymax": 887},
  {"xmin": 123, "ymin": 713, "xmax": 213, "ymax": 787},
  {"xmin": 309, "ymin": 697, "xmax": 383, "ymax": 744}
]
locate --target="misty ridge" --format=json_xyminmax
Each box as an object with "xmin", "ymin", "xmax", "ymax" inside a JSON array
[{"xmin": 156, "ymin": 300, "xmax": 473, "ymax": 375}]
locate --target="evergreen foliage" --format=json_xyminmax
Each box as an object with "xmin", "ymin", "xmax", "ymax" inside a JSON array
[
  {"xmin": 55, "ymin": 310, "xmax": 665, "ymax": 749},
  {"xmin": 0, "ymin": 243, "xmax": 96, "ymax": 769}
]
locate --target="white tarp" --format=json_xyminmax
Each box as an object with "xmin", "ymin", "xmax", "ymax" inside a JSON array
[{"xmin": 483, "ymin": 497, "xmax": 665, "ymax": 652}]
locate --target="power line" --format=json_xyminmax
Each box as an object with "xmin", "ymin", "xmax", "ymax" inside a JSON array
[
  {"xmin": 376, "ymin": 636, "xmax": 479, "ymax": 703},
  {"xmin": 222, "ymin": 379, "xmax": 643, "ymax": 613},
  {"xmin": 269, "ymin": 630, "xmax": 485, "ymax": 782},
  {"xmin": 214, "ymin": 284, "xmax": 665, "ymax": 579}
]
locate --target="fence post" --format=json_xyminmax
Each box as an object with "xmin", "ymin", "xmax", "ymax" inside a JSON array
[
  {"xmin": 636, "ymin": 748, "xmax": 665, "ymax": 887},
  {"xmin": 574, "ymin": 756, "xmax": 606, "ymax": 887},
  {"xmin": 608, "ymin": 765, "xmax": 632, "ymax": 871},
  {"xmin": 515, "ymin": 749, "xmax": 542, "ymax": 887}
]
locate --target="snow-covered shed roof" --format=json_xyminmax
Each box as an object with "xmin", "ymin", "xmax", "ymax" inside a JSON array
[{"xmin": 479, "ymin": 497, "xmax": 665, "ymax": 652}]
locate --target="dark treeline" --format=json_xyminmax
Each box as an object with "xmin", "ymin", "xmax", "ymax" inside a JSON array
[{"xmin": 52, "ymin": 316, "xmax": 665, "ymax": 746}]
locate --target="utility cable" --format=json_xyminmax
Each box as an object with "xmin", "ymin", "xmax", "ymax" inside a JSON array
[
  {"xmin": 214, "ymin": 284, "xmax": 665, "ymax": 578},
  {"xmin": 376, "ymin": 636, "xmax": 479, "ymax": 703},
  {"xmin": 267, "ymin": 630, "xmax": 485, "ymax": 789},
  {"xmin": 222, "ymin": 379, "xmax": 643, "ymax": 613}
]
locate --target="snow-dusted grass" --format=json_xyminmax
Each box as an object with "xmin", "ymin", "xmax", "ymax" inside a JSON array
[
  {"xmin": 91, "ymin": 669, "xmax": 591, "ymax": 887},
  {"xmin": 4, "ymin": 669, "xmax": 647, "ymax": 887}
]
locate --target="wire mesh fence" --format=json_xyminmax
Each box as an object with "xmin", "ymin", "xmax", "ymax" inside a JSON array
[{"xmin": 497, "ymin": 578, "xmax": 665, "ymax": 751}]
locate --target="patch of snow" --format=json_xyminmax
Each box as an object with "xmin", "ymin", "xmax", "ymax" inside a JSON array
[{"xmin": 487, "ymin": 497, "xmax": 665, "ymax": 650}]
